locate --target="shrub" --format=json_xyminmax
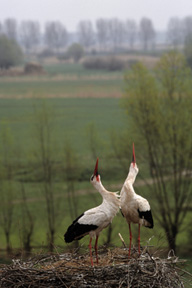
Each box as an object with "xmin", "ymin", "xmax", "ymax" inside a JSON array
[
  {"xmin": 83, "ymin": 56, "xmax": 125, "ymax": 71},
  {"xmin": 38, "ymin": 49, "xmax": 55, "ymax": 58},
  {"xmin": 0, "ymin": 35, "xmax": 23, "ymax": 69},
  {"xmin": 57, "ymin": 43, "xmax": 84, "ymax": 63},
  {"xmin": 24, "ymin": 63, "xmax": 45, "ymax": 74},
  {"xmin": 67, "ymin": 43, "xmax": 84, "ymax": 62}
]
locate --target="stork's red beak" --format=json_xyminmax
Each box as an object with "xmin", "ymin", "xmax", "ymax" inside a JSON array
[
  {"xmin": 132, "ymin": 143, "xmax": 136, "ymax": 167},
  {"xmin": 93, "ymin": 158, "xmax": 99, "ymax": 180}
]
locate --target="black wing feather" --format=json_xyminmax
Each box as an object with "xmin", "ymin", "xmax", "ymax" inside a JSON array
[
  {"xmin": 64, "ymin": 213, "xmax": 98, "ymax": 243},
  {"xmin": 138, "ymin": 209, "xmax": 154, "ymax": 228}
]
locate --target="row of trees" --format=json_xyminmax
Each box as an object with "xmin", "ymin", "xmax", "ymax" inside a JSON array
[
  {"xmin": 77, "ymin": 18, "xmax": 155, "ymax": 51},
  {"xmin": 1, "ymin": 16, "xmax": 192, "ymax": 53},
  {"xmin": 0, "ymin": 17, "xmax": 154, "ymax": 52}
]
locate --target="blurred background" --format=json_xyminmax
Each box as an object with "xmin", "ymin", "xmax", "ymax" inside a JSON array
[{"xmin": 0, "ymin": 0, "xmax": 191, "ymax": 276}]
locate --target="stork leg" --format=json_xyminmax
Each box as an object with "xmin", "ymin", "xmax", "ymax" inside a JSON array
[
  {"xmin": 94, "ymin": 235, "xmax": 99, "ymax": 265},
  {"xmin": 88, "ymin": 237, "xmax": 93, "ymax": 266},
  {"xmin": 128, "ymin": 223, "xmax": 132, "ymax": 257},
  {"xmin": 138, "ymin": 224, "xmax": 141, "ymax": 254}
]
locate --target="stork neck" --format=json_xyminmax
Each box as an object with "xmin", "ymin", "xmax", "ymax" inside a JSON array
[
  {"xmin": 120, "ymin": 178, "xmax": 135, "ymax": 200},
  {"xmin": 98, "ymin": 181, "xmax": 107, "ymax": 195},
  {"xmin": 127, "ymin": 173, "xmax": 137, "ymax": 185},
  {"xmin": 93, "ymin": 180, "xmax": 109, "ymax": 199}
]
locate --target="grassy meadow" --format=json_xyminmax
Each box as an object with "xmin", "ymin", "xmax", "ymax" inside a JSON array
[
  {"xmin": 0, "ymin": 60, "xmax": 191, "ymax": 274},
  {"xmin": 0, "ymin": 98, "xmax": 126, "ymax": 157},
  {"xmin": 0, "ymin": 63, "xmax": 123, "ymax": 98}
]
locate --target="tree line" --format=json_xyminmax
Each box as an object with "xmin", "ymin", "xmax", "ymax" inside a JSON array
[{"xmin": 1, "ymin": 16, "xmax": 192, "ymax": 53}]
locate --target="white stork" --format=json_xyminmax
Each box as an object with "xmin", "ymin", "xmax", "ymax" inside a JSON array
[
  {"xmin": 64, "ymin": 158, "xmax": 120, "ymax": 266},
  {"xmin": 120, "ymin": 143, "xmax": 154, "ymax": 256}
]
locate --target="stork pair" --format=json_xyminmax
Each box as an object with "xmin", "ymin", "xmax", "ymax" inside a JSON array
[{"xmin": 64, "ymin": 144, "xmax": 154, "ymax": 266}]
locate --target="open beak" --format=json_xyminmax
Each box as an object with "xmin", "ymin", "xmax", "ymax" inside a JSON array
[
  {"xmin": 93, "ymin": 158, "xmax": 99, "ymax": 177},
  {"xmin": 132, "ymin": 143, "xmax": 136, "ymax": 167}
]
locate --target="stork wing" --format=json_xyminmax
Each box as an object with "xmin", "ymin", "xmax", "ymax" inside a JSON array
[
  {"xmin": 79, "ymin": 209, "xmax": 109, "ymax": 227},
  {"xmin": 64, "ymin": 212, "xmax": 98, "ymax": 243}
]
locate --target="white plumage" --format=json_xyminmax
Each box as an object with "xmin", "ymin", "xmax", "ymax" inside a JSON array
[
  {"xmin": 64, "ymin": 158, "xmax": 120, "ymax": 266},
  {"xmin": 120, "ymin": 144, "xmax": 153, "ymax": 256}
]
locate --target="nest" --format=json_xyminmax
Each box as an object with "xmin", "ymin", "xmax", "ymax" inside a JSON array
[{"xmin": 0, "ymin": 247, "xmax": 191, "ymax": 288}]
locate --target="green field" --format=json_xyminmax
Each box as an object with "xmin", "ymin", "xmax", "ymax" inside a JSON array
[
  {"xmin": 0, "ymin": 63, "xmax": 123, "ymax": 98},
  {"xmin": 0, "ymin": 98, "xmax": 127, "ymax": 160}
]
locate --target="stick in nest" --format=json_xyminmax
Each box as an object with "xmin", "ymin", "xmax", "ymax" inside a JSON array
[{"xmin": 118, "ymin": 233, "xmax": 127, "ymax": 248}]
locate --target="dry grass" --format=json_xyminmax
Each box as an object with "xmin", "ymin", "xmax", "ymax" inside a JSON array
[{"xmin": 0, "ymin": 247, "xmax": 191, "ymax": 288}]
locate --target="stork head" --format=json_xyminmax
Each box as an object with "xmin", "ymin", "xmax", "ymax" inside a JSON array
[
  {"xmin": 130, "ymin": 143, "xmax": 139, "ymax": 174},
  {"xmin": 90, "ymin": 158, "xmax": 100, "ymax": 183}
]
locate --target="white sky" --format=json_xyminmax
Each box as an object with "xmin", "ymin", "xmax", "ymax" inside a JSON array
[{"xmin": 0, "ymin": 0, "xmax": 192, "ymax": 32}]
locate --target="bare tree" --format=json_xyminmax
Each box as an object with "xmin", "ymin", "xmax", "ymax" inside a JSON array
[
  {"xmin": 108, "ymin": 18, "xmax": 124, "ymax": 50},
  {"xmin": 4, "ymin": 18, "xmax": 18, "ymax": 41},
  {"xmin": 124, "ymin": 19, "xmax": 137, "ymax": 50},
  {"xmin": 19, "ymin": 20, "xmax": 41, "ymax": 52},
  {"xmin": 63, "ymin": 141, "xmax": 79, "ymax": 221},
  {"xmin": 96, "ymin": 18, "xmax": 109, "ymax": 50},
  {"xmin": 44, "ymin": 21, "xmax": 68, "ymax": 52},
  {"xmin": 0, "ymin": 123, "xmax": 14, "ymax": 254},
  {"xmin": 0, "ymin": 182, "xmax": 14, "ymax": 254},
  {"xmin": 33, "ymin": 103, "xmax": 60, "ymax": 252},
  {"xmin": 167, "ymin": 17, "xmax": 183, "ymax": 49},
  {"xmin": 77, "ymin": 20, "xmax": 94, "ymax": 49},
  {"xmin": 20, "ymin": 184, "xmax": 35, "ymax": 255},
  {"xmin": 139, "ymin": 17, "xmax": 155, "ymax": 51},
  {"xmin": 182, "ymin": 16, "xmax": 192, "ymax": 40}
]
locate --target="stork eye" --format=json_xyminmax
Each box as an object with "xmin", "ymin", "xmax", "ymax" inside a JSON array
[{"xmin": 91, "ymin": 175, "xmax": 94, "ymax": 181}]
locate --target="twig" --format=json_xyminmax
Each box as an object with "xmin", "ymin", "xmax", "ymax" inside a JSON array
[{"xmin": 118, "ymin": 233, "xmax": 127, "ymax": 248}]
